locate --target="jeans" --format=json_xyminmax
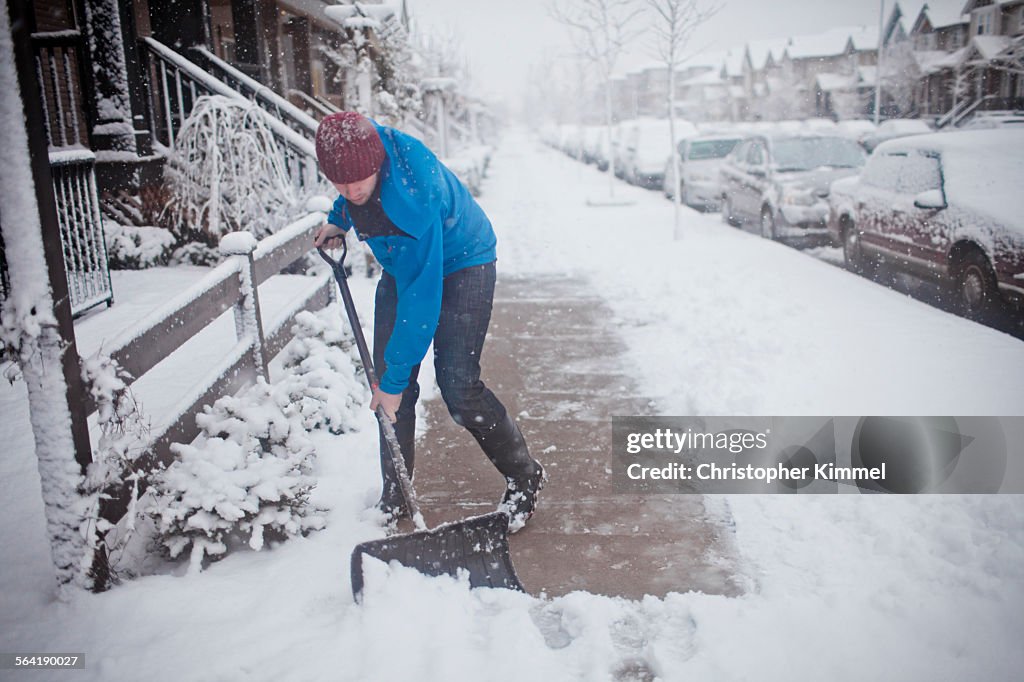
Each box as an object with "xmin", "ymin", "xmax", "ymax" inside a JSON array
[{"xmin": 373, "ymin": 262, "xmax": 509, "ymax": 496}]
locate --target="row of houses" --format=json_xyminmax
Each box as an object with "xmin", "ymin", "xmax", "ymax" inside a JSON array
[{"xmin": 606, "ymin": 0, "xmax": 1024, "ymax": 126}]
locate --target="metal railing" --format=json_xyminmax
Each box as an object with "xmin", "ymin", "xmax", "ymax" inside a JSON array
[
  {"xmin": 140, "ymin": 37, "xmax": 322, "ymax": 194},
  {"xmin": 287, "ymin": 88, "xmax": 339, "ymax": 120},
  {"xmin": 935, "ymin": 94, "xmax": 1024, "ymax": 128},
  {"xmin": 187, "ymin": 46, "xmax": 321, "ymax": 138},
  {"xmin": 49, "ymin": 149, "xmax": 113, "ymax": 316}
]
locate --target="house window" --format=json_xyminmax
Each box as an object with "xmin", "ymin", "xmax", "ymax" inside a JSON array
[{"xmin": 976, "ymin": 8, "xmax": 995, "ymax": 35}]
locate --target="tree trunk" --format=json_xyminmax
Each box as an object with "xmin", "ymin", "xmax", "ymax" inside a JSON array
[
  {"xmin": 603, "ymin": 74, "xmax": 615, "ymax": 198},
  {"xmin": 668, "ymin": 67, "xmax": 682, "ymax": 239}
]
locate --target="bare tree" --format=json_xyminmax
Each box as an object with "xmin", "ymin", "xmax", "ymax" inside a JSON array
[
  {"xmin": 879, "ymin": 38, "xmax": 918, "ymax": 117},
  {"xmin": 645, "ymin": 0, "xmax": 717, "ymax": 238},
  {"xmin": 550, "ymin": 0, "xmax": 646, "ymax": 198},
  {"xmin": 831, "ymin": 82, "xmax": 871, "ymax": 120}
]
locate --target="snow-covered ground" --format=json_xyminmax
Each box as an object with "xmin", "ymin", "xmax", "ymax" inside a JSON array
[{"xmin": 1, "ymin": 131, "xmax": 1022, "ymax": 681}]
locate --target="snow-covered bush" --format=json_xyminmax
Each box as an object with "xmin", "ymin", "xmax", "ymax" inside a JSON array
[
  {"xmin": 147, "ymin": 380, "xmax": 325, "ymax": 571},
  {"xmin": 444, "ymin": 145, "xmax": 492, "ymax": 197},
  {"xmin": 275, "ymin": 307, "xmax": 368, "ymax": 434},
  {"xmin": 168, "ymin": 241, "xmax": 222, "ymax": 266},
  {"xmin": 145, "ymin": 303, "xmax": 366, "ymax": 571},
  {"xmin": 78, "ymin": 353, "xmax": 152, "ymax": 581},
  {"xmin": 321, "ymin": 8, "xmax": 420, "ymax": 126},
  {"xmin": 103, "ymin": 219, "xmax": 176, "ymax": 269},
  {"xmin": 164, "ymin": 95, "xmax": 299, "ymax": 242}
]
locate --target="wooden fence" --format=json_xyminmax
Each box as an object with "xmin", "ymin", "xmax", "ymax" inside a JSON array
[{"xmin": 95, "ymin": 214, "xmax": 332, "ymax": 522}]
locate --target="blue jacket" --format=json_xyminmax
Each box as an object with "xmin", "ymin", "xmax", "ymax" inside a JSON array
[{"xmin": 327, "ymin": 123, "xmax": 497, "ymax": 393}]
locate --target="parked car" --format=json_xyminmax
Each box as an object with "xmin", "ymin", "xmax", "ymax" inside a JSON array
[
  {"xmin": 828, "ymin": 129, "xmax": 1024, "ymax": 318},
  {"xmin": 562, "ymin": 125, "xmax": 586, "ymax": 160},
  {"xmin": 861, "ymin": 118, "xmax": 932, "ymax": 152},
  {"xmin": 960, "ymin": 112, "xmax": 1024, "ymax": 130},
  {"xmin": 618, "ymin": 117, "xmax": 698, "ymax": 189},
  {"xmin": 803, "ymin": 118, "xmax": 839, "ymax": 133},
  {"xmin": 720, "ymin": 133, "xmax": 867, "ymax": 242},
  {"xmin": 835, "ymin": 119, "xmax": 877, "ymax": 143},
  {"xmin": 581, "ymin": 125, "xmax": 611, "ymax": 170},
  {"xmin": 662, "ymin": 134, "xmax": 741, "ymax": 210},
  {"xmin": 611, "ymin": 120, "xmax": 637, "ymax": 178}
]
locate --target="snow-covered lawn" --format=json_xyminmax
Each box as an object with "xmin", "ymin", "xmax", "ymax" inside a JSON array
[{"xmin": 1, "ymin": 131, "xmax": 1022, "ymax": 681}]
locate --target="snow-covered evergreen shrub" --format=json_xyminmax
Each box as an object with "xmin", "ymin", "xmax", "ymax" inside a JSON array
[
  {"xmin": 103, "ymin": 219, "xmax": 176, "ymax": 269},
  {"xmin": 373, "ymin": 12, "xmax": 422, "ymax": 125},
  {"xmin": 165, "ymin": 95, "xmax": 299, "ymax": 242},
  {"xmin": 147, "ymin": 380, "xmax": 325, "ymax": 571},
  {"xmin": 168, "ymin": 241, "xmax": 222, "ymax": 266},
  {"xmin": 146, "ymin": 303, "xmax": 366, "ymax": 571},
  {"xmin": 275, "ymin": 307, "xmax": 368, "ymax": 434},
  {"xmin": 321, "ymin": 11, "xmax": 421, "ymax": 126}
]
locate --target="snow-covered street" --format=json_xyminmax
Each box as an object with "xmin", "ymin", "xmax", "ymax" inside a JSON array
[
  {"xmin": 2, "ymin": 130, "xmax": 1022, "ymax": 681},
  {"xmin": 488, "ymin": 132, "xmax": 1024, "ymax": 415}
]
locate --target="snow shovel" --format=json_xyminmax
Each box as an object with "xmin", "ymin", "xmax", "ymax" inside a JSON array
[{"xmin": 316, "ymin": 246, "xmax": 525, "ymax": 600}]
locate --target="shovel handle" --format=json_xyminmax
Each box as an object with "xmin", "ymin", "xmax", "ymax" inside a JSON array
[{"xmin": 318, "ymin": 246, "xmax": 423, "ymax": 525}]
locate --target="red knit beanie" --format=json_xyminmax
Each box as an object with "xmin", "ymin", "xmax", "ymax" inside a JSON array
[{"xmin": 315, "ymin": 112, "xmax": 386, "ymax": 184}]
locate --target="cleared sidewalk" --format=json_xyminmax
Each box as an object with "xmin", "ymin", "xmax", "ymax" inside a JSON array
[{"xmin": 408, "ymin": 273, "xmax": 744, "ymax": 600}]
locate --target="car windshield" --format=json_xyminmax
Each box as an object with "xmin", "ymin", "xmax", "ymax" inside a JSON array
[
  {"xmin": 771, "ymin": 137, "xmax": 866, "ymax": 172},
  {"xmin": 686, "ymin": 139, "xmax": 739, "ymax": 160}
]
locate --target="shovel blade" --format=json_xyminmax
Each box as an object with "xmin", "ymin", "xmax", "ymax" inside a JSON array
[{"xmin": 351, "ymin": 511, "xmax": 525, "ymax": 599}]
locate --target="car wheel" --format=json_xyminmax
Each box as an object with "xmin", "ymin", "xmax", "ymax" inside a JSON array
[
  {"xmin": 842, "ymin": 222, "xmax": 871, "ymax": 274},
  {"xmin": 956, "ymin": 249, "xmax": 1000, "ymax": 321},
  {"xmin": 760, "ymin": 207, "xmax": 777, "ymax": 240},
  {"xmin": 722, "ymin": 195, "xmax": 738, "ymax": 226}
]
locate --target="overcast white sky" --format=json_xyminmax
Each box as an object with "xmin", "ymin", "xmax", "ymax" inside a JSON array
[{"xmin": 408, "ymin": 0, "xmax": 964, "ymax": 106}]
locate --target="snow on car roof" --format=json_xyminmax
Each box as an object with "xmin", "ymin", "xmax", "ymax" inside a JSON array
[{"xmin": 876, "ymin": 130, "xmax": 1024, "ymax": 236}]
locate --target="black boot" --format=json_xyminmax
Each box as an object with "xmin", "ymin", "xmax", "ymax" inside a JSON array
[
  {"xmin": 473, "ymin": 414, "xmax": 546, "ymax": 533},
  {"xmin": 498, "ymin": 464, "xmax": 546, "ymax": 533},
  {"xmin": 377, "ymin": 410, "xmax": 416, "ymax": 522}
]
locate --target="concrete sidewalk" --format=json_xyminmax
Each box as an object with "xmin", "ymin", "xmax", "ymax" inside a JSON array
[{"xmin": 409, "ymin": 273, "xmax": 743, "ymax": 600}]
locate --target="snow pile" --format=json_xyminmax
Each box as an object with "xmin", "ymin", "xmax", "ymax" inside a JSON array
[
  {"xmin": 103, "ymin": 219, "xmax": 176, "ymax": 269},
  {"xmin": 444, "ymin": 145, "xmax": 492, "ymax": 197},
  {"xmin": 165, "ymin": 95, "xmax": 300, "ymax": 241},
  {"xmin": 146, "ymin": 303, "xmax": 368, "ymax": 571}
]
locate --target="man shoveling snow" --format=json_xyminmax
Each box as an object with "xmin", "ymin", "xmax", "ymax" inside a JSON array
[{"xmin": 312, "ymin": 112, "xmax": 546, "ymax": 532}]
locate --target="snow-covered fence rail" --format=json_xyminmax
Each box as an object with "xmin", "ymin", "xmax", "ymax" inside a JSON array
[
  {"xmin": 49, "ymin": 149, "xmax": 113, "ymax": 316},
  {"xmin": 139, "ymin": 38, "xmax": 320, "ymax": 194},
  {"xmin": 92, "ymin": 214, "xmax": 331, "ymax": 522}
]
